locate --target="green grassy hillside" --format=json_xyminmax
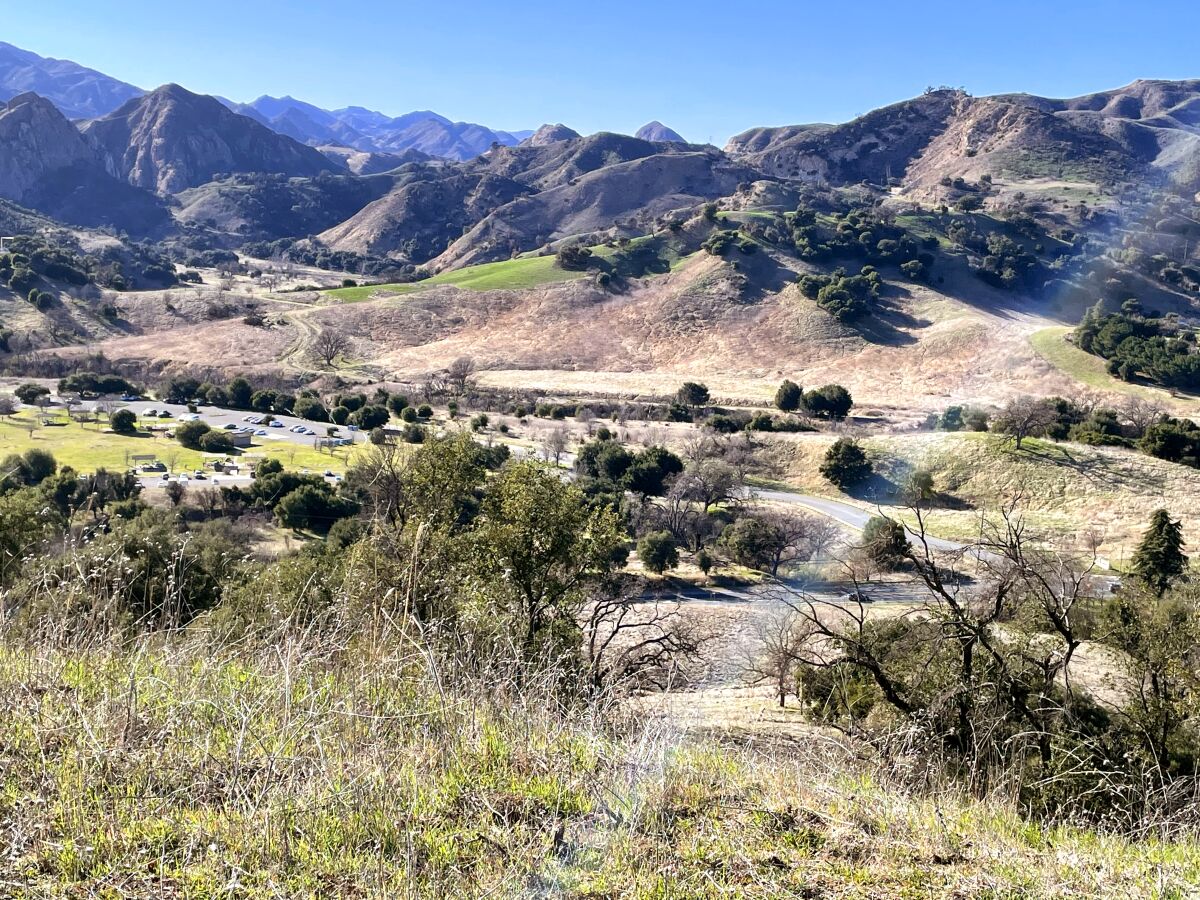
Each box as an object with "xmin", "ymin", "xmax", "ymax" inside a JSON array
[{"xmin": 326, "ymin": 254, "xmax": 590, "ymax": 301}]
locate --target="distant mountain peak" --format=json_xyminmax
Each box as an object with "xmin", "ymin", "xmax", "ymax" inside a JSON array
[
  {"xmin": 0, "ymin": 41, "xmax": 142, "ymax": 119},
  {"xmin": 524, "ymin": 123, "xmax": 582, "ymax": 146},
  {"xmin": 636, "ymin": 121, "xmax": 687, "ymax": 143},
  {"xmin": 82, "ymin": 84, "xmax": 339, "ymax": 193}
]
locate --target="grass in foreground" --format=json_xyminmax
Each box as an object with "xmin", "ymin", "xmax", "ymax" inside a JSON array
[
  {"xmin": 326, "ymin": 255, "xmax": 590, "ymax": 302},
  {"xmin": 0, "ymin": 412, "xmax": 355, "ymax": 474},
  {"xmin": 2, "ymin": 635, "xmax": 1197, "ymax": 898}
]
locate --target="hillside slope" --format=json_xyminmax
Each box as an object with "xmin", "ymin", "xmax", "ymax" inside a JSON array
[
  {"xmin": 83, "ymin": 84, "xmax": 340, "ymax": 193},
  {"xmin": 0, "ymin": 40, "xmax": 141, "ymax": 118}
]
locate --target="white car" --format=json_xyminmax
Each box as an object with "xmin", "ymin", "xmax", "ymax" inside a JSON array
[{"xmin": 270, "ymin": 421, "xmax": 284, "ymax": 428}]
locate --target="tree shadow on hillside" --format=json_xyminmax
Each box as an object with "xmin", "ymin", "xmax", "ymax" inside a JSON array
[
  {"xmin": 853, "ymin": 298, "xmax": 927, "ymax": 347},
  {"xmin": 845, "ymin": 472, "xmax": 904, "ymax": 505},
  {"xmin": 736, "ymin": 250, "xmax": 800, "ymax": 303},
  {"xmin": 1018, "ymin": 442, "xmax": 1161, "ymax": 492}
]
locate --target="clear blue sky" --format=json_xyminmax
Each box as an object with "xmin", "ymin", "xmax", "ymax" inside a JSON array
[{"xmin": 6, "ymin": 0, "xmax": 1200, "ymax": 142}]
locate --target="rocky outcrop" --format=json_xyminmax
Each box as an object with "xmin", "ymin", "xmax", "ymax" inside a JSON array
[
  {"xmin": 523, "ymin": 124, "xmax": 582, "ymax": 146},
  {"xmin": 82, "ymin": 84, "xmax": 339, "ymax": 193},
  {"xmin": 0, "ymin": 92, "xmax": 96, "ymax": 204}
]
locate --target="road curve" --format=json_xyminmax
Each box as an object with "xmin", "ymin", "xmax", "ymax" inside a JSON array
[{"xmin": 754, "ymin": 487, "xmax": 970, "ymax": 555}]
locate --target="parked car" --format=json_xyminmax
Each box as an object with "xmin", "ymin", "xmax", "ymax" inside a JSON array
[
  {"xmin": 269, "ymin": 421, "xmax": 284, "ymax": 428},
  {"xmin": 224, "ymin": 423, "xmax": 239, "ymax": 430},
  {"xmin": 256, "ymin": 429, "xmax": 267, "ymax": 436}
]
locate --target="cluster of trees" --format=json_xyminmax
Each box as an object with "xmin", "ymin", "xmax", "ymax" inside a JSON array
[
  {"xmin": 240, "ymin": 238, "xmax": 403, "ymax": 278},
  {"xmin": 555, "ymin": 244, "xmax": 594, "ymax": 270},
  {"xmin": 758, "ymin": 500, "xmax": 1200, "ymax": 830},
  {"xmin": 57, "ymin": 372, "xmax": 140, "ymax": 399},
  {"xmin": 0, "ymin": 235, "xmax": 177, "ymax": 293},
  {"xmin": 1075, "ymin": 302, "xmax": 1200, "ymax": 391},
  {"xmin": 798, "ymin": 266, "xmax": 882, "ymax": 321},
  {"xmin": 774, "ymin": 380, "xmax": 854, "ymax": 420},
  {"xmin": 789, "ymin": 205, "xmax": 935, "ymax": 281},
  {"xmin": 975, "ymin": 233, "xmax": 1041, "ymax": 289},
  {"xmin": 222, "ymin": 459, "xmax": 359, "ymax": 534},
  {"xmin": 701, "ymin": 230, "xmax": 757, "ymax": 257}
]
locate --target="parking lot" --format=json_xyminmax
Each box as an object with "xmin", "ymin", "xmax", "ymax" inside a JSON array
[{"xmin": 67, "ymin": 398, "xmax": 362, "ymax": 488}]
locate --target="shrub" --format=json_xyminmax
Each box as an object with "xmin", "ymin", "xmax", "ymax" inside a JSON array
[
  {"xmin": 637, "ymin": 531, "xmax": 678, "ymax": 575},
  {"xmin": 775, "ymin": 379, "xmax": 803, "ymax": 413},
  {"xmin": 819, "ymin": 438, "xmax": 872, "ymax": 488}
]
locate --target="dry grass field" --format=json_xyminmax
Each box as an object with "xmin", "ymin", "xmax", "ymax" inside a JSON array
[
  {"xmin": 44, "ymin": 249, "xmax": 1128, "ymax": 409},
  {"xmin": 773, "ymin": 430, "xmax": 1200, "ymax": 560}
]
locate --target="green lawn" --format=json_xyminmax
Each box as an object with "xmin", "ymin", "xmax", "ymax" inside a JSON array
[
  {"xmin": 0, "ymin": 413, "xmax": 357, "ymax": 475},
  {"xmin": 716, "ymin": 209, "xmax": 780, "ymax": 221},
  {"xmin": 326, "ymin": 255, "xmax": 590, "ymax": 302}
]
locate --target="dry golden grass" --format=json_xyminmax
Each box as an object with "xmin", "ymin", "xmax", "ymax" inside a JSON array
[
  {"xmin": 776, "ymin": 430, "xmax": 1200, "ymax": 560},
  {"xmin": 57, "ymin": 252, "xmax": 1123, "ymax": 411},
  {"xmin": 4, "ymin": 632, "xmax": 1197, "ymax": 898}
]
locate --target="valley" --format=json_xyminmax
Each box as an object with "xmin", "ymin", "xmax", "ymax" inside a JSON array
[{"xmin": 1, "ymin": 28, "xmax": 1200, "ymax": 898}]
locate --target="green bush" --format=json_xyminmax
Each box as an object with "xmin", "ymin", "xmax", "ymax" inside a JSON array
[
  {"xmin": 637, "ymin": 531, "xmax": 678, "ymax": 575},
  {"xmin": 819, "ymin": 438, "xmax": 872, "ymax": 488}
]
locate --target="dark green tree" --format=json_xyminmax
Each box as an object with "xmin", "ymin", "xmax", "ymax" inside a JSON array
[
  {"xmin": 775, "ymin": 379, "xmax": 803, "ymax": 413},
  {"xmin": 819, "ymin": 438, "xmax": 872, "ymax": 489},
  {"xmin": 1131, "ymin": 510, "xmax": 1189, "ymax": 596},
  {"xmin": 676, "ymin": 381, "xmax": 710, "ymax": 412},
  {"xmin": 804, "ymin": 384, "xmax": 853, "ymax": 420},
  {"xmin": 862, "ymin": 515, "xmax": 910, "ymax": 569},
  {"xmin": 110, "ymin": 409, "xmax": 138, "ymax": 435}
]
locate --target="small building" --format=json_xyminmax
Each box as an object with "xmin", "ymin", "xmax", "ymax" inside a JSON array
[{"xmin": 229, "ymin": 432, "xmax": 254, "ymax": 449}]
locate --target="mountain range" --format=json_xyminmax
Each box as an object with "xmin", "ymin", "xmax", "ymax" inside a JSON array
[
  {"xmin": 0, "ymin": 38, "xmax": 1198, "ymax": 290},
  {"xmin": 0, "ymin": 42, "xmax": 538, "ymax": 160}
]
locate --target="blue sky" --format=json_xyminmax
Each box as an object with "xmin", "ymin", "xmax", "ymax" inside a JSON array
[{"xmin": 6, "ymin": 0, "xmax": 1200, "ymax": 142}]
